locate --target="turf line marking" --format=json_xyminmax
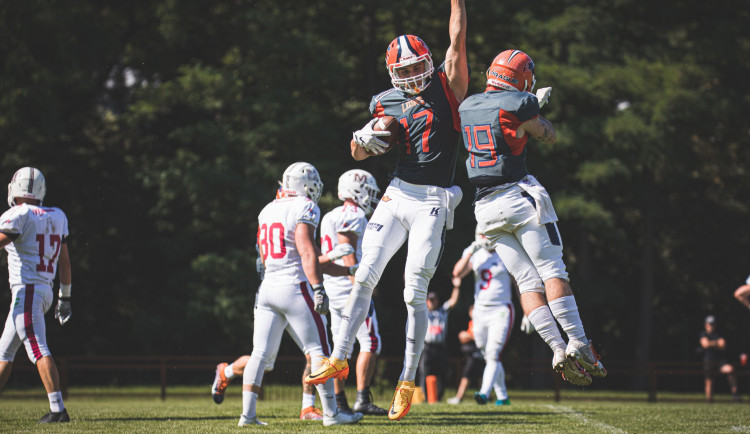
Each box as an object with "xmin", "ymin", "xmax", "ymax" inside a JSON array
[
  {"xmin": 543, "ymin": 404, "xmax": 626, "ymax": 434},
  {"xmin": 731, "ymin": 427, "xmax": 750, "ymax": 432}
]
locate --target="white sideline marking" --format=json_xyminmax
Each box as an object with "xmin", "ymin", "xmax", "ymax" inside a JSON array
[
  {"xmin": 544, "ymin": 404, "xmax": 627, "ymax": 433},
  {"xmin": 731, "ymin": 427, "xmax": 750, "ymax": 432}
]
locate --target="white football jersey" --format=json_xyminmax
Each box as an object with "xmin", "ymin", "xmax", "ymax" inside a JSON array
[
  {"xmin": 320, "ymin": 203, "xmax": 367, "ymax": 303},
  {"xmin": 0, "ymin": 204, "xmax": 69, "ymax": 287},
  {"xmin": 257, "ymin": 196, "xmax": 320, "ymax": 282},
  {"xmin": 463, "ymin": 247, "xmax": 513, "ymax": 306}
]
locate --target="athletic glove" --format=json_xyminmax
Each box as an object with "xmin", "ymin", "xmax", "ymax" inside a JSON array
[
  {"xmin": 348, "ymin": 264, "xmax": 359, "ymax": 276},
  {"xmin": 353, "ymin": 119, "xmax": 391, "ymax": 155},
  {"xmin": 327, "ymin": 243, "xmax": 355, "ymax": 262},
  {"xmin": 535, "ymin": 87, "xmax": 552, "ymax": 108},
  {"xmin": 312, "ymin": 285, "xmax": 329, "ymax": 315},
  {"xmin": 468, "ymin": 239, "xmax": 490, "ymax": 255},
  {"xmin": 55, "ymin": 297, "xmax": 72, "ymax": 325},
  {"xmin": 520, "ymin": 315, "xmax": 535, "ymax": 335}
]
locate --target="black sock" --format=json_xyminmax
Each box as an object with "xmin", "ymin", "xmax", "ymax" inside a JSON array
[
  {"xmin": 356, "ymin": 387, "xmax": 371, "ymax": 403},
  {"xmin": 335, "ymin": 392, "xmax": 349, "ymax": 408}
]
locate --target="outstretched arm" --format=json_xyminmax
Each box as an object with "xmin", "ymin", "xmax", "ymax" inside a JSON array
[
  {"xmin": 444, "ymin": 0, "xmax": 468, "ymax": 104},
  {"xmin": 519, "ymin": 115, "xmax": 557, "ymax": 144}
]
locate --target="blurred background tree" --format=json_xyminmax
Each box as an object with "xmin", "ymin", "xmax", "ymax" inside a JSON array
[{"xmin": 1, "ymin": 0, "xmax": 748, "ymax": 389}]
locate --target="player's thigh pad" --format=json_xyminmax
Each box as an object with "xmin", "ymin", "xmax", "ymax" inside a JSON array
[
  {"xmin": 356, "ymin": 201, "xmax": 409, "ymax": 289},
  {"xmin": 515, "ymin": 217, "xmax": 569, "ymax": 282},
  {"xmin": 0, "ymin": 309, "xmax": 22, "ymax": 362}
]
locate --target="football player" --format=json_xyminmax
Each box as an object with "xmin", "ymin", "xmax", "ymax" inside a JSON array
[
  {"xmin": 319, "ymin": 169, "xmax": 386, "ymax": 416},
  {"xmin": 305, "ymin": 0, "xmax": 468, "ymax": 421},
  {"xmin": 238, "ymin": 162, "xmax": 362, "ymax": 427},
  {"xmin": 451, "ymin": 227, "xmax": 516, "ymax": 405},
  {"xmin": 458, "ymin": 49, "xmax": 607, "ymax": 385},
  {"xmin": 0, "ymin": 167, "xmax": 72, "ymax": 423},
  {"xmin": 733, "ymin": 274, "xmax": 750, "ymax": 310},
  {"xmin": 212, "ymin": 241, "xmax": 355, "ymax": 421}
]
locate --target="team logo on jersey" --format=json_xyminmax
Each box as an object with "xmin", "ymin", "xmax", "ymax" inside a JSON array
[
  {"xmin": 381, "ymin": 195, "xmax": 391, "ymax": 202},
  {"xmin": 429, "ymin": 207, "xmax": 440, "ymax": 216},
  {"xmin": 366, "ymin": 222, "xmax": 384, "ymax": 232}
]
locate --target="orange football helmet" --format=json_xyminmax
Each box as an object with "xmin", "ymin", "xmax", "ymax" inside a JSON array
[
  {"xmin": 486, "ymin": 50, "xmax": 536, "ymax": 92},
  {"xmin": 385, "ymin": 35, "xmax": 434, "ymax": 95}
]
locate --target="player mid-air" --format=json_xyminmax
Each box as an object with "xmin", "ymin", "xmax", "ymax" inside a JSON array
[
  {"xmin": 0, "ymin": 167, "xmax": 73, "ymax": 423},
  {"xmin": 458, "ymin": 49, "xmax": 607, "ymax": 385},
  {"xmin": 306, "ymin": 0, "xmax": 468, "ymax": 421}
]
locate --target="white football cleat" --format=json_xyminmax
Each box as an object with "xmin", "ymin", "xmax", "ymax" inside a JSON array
[
  {"xmin": 446, "ymin": 396, "xmax": 461, "ymax": 405},
  {"xmin": 322, "ymin": 409, "xmax": 363, "ymax": 426},
  {"xmin": 553, "ymin": 349, "xmax": 592, "ymax": 386},
  {"xmin": 238, "ymin": 415, "xmax": 268, "ymax": 426},
  {"xmin": 566, "ymin": 339, "xmax": 607, "ymax": 378}
]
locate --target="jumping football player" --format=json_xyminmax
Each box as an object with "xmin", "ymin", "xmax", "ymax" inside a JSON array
[
  {"xmin": 458, "ymin": 49, "xmax": 607, "ymax": 385},
  {"xmin": 306, "ymin": 0, "xmax": 468, "ymax": 421},
  {"xmin": 238, "ymin": 162, "xmax": 362, "ymax": 427},
  {"xmin": 0, "ymin": 167, "xmax": 72, "ymax": 423}
]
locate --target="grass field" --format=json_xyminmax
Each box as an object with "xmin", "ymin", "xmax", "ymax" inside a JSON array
[{"xmin": 1, "ymin": 386, "xmax": 749, "ymax": 433}]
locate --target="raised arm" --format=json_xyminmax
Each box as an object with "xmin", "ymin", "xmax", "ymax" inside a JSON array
[
  {"xmin": 519, "ymin": 115, "xmax": 557, "ymax": 144},
  {"xmin": 444, "ymin": 0, "xmax": 468, "ymax": 103}
]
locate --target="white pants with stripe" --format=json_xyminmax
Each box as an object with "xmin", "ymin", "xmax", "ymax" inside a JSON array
[
  {"xmin": 0, "ymin": 284, "xmax": 53, "ymax": 363},
  {"xmin": 474, "ymin": 182, "xmax": 568, "ymax": 294}
]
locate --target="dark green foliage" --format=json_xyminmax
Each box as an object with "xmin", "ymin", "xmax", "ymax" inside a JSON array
[{"xmin": 0, "ymin": 0, "xmax": 748, "ymax": 375}]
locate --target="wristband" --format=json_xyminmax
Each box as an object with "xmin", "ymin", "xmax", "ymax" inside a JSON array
[
  {"xmin": 59, "ymin": 284, "xmax": 72, "ymax": 298},
  {"xmin": 312, "ymin": 284, "xmax": 324, "ymax": 292}
]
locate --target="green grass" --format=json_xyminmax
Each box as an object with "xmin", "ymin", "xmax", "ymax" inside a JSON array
[{"xmin": 1, "ymin": 386, "xmax": 749, "ymax": 433}]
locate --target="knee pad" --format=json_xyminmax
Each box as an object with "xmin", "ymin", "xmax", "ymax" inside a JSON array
[
  {"xmin": 354, "ymin": 262, "xmax": 380, "ymax": 291},
  {"xmin": 403, "ymin": 287, "xmax": 427, "ymax": 311}
]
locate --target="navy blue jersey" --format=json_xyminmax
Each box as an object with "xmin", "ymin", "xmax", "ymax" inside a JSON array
[
  {"xmin": 368, "ymin": 62, "xmax": 462, "ymax": 188},
  {"xmin": 458, "ymin": 90, "xmax": 540, "ymax": 196}
]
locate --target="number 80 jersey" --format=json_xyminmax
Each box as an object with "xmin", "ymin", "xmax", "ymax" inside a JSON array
[
  {"xmin": 0, "ymin": 204, "xmax": 69, "ymax": 287},
  {"xmin": 257, "ymin": 196, "xmax": 320, "ymax": 282}
]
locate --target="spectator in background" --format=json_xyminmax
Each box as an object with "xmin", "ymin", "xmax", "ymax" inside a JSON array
[
  {"xmin": 699, "ymin": 315, "xmax": 740, "ymax": 403},
  {"xmin": 733, "ymin": 274, "xmax": 750, "ymax": 310},
  {"xmin": 447, "ymin": 305, "xmax": 485, "ymax": 404},
  {"xmin": 419, "ymin": 287, "xmax": 460, "ymax": 402}
]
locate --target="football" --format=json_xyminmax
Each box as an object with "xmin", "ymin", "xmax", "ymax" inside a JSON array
[{"xmin": 369, "ymin": 115, "xmax": 401, "ymax": 154}]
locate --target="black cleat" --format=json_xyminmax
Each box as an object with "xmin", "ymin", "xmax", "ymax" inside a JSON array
[
  {"xmin": 353, "ymin": 400, "xmax": 387, "ymax": 416},
  {"xmin": 39, "ymin": 409, "xmax": 70, "ymax": 423}
]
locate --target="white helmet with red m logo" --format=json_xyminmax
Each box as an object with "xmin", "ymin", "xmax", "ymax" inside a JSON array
[{"xmin": 337, "ymin": 169, "xmax": 380, "ymax": 215}]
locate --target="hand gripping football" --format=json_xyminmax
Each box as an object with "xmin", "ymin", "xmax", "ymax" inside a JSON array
[{"xmin": 368, "ymin": 116, "xmax": 401, "ymax": 155}]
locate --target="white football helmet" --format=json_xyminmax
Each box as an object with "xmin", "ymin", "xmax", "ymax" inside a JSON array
[
  {"xmin": 280, "ymin": 162, "xmax": 323, "ymax": 203},
  {"xmin": 7, "ymin": 167, "xmax": 46, "ymax": 207},
  {"xmin": 337, "ymin": 169, "xmax": 380, "ymax": 215}
]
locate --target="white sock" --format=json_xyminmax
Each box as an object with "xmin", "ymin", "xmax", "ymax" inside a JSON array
[
  {"xmin": 302, "ymin": 392, "xmax": 316, "ymax": 409},
  {"xmin": 48, "ymin": 391, "xmax": 64, "ymax": 412},
  {"xmin": 224, "ymin": 363, "xmax": 235, "ymax": 379},
  {"xmin": 528, "ymin": 305, "xmax": 566, "ymax": 352},
  {"xmin": 480, "ymin": 358, "xmax": 499, "ymax": 397},
  {"xmin": 399, "ymin": 303, "xmax": 427, "ymax": 382},
  {"xmin": 548, "ymin": 296, "xmax": 587, "ymax": 342},
  {"xmin": 241, "ymin": 391, "xmax": 258, "ymax": 419},
  {"xmin": 315, "ymin": 381, "xmax": 337, "ymax": 417},
  {"xmin": 493, "ymin": 362, "xmax": 507, "ymax": 400}
]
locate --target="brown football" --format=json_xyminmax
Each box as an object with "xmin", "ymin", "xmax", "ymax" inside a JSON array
[{"xmin": 369, "ymin": 115, "xmax": 401, "ymax": 154}]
